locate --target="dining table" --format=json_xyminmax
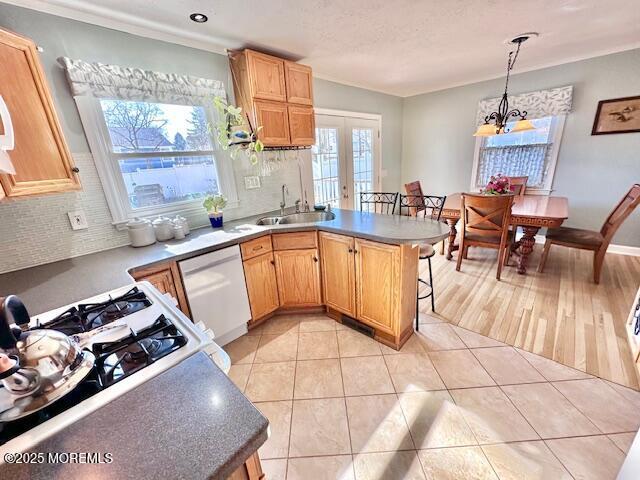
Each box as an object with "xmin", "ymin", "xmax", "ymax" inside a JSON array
[{"xmin": 440, "ymin": 193, "xmax": 569, "ymax": 274}]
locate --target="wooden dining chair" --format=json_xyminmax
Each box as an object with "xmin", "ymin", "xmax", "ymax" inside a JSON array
[
  {"xmin": 538, "ymin": 183, "xmax": 640, "ymax": 284},
  {"xmin": 359, "ymin": 192, "xmax": 398, "ymax": 214},
  {"xmin": 456, "ymin": 193, "xmax": 514, "ymax": 280},
  {"xmin": 396, "ymin": 194, "xmax": 447, "ymax": 329},
  {"xmin": 508, "ymin": 176, "xmax": 528, "ymax": 196}
]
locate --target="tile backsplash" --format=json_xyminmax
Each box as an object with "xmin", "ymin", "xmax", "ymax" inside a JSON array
[{"xmin": 0, "ymin": 150, "xmax": 305, "ymax": 274}]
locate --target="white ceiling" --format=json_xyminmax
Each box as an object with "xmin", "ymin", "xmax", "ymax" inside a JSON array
[{"xmin": 7, "ymin": 0, "xmax": 640, "ymax": 96}]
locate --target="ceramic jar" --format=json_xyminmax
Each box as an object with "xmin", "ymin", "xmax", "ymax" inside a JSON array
[
  {"xmin": 152, "ymin": 216, "xmax": 174, "ymax": 241},
  {"xmin": 126, "ymin": 218, "xmax": 156, "ymax": 247}
]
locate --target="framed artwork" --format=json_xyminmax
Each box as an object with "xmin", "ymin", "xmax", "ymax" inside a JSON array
[{"xmin": 591, "ymin": 95, "xmax": 640, "ymax": 135}]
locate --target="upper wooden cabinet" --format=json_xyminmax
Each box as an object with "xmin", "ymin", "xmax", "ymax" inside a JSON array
[
  {"xmin": 288, "ymin": 105, "xmax": 315, "ymax": 146},
  {"xmin": 229, "ymin": 48, "xmax": 315, "ymax": 147},
  {"xmin": 0, "ymin": 28, "xmax": 80, "ymax": 198},
  {"xmin": 285, "ymin": 61, "xmax": 313, "ymax": 105},
  {"xmin": 254, "ymin": 100, "xmax": 290, "ymax": 146},
  {"xmin": 247, "ymin": 50, "xmax": 287, "ymax": 102}
]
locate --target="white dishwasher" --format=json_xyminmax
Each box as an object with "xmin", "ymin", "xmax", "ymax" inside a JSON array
[{"xmin": 179, "ymin": 245, "xmax": 251, "ymax": 346}]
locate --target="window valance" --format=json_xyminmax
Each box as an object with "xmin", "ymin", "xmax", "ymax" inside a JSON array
[
  {"xmin": 58, "ymin": 57, "xmax": 226, "ymax": 105},
  {"xmin": 475, "ymin": 85, "xmax": 573, "ymax": 125}
]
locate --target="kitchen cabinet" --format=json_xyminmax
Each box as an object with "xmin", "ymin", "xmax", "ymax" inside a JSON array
[
  {"xmin": 354, "ymin": 238, "xmax": 399, "ymax": 335},
  {"xmin": 288, "ymin": 105, "xmax": 315, "ymax": 146},
  {"xmin": 130, "ymin": 262, "xmax": 191, "ymax": 317},
  {"xmin": 319, "ymin": 232, "xmax": 419, "ymax": 349},
  {"xmin": 274, "ymin": 248, "xmax": 323, "ymax": 307},
  {"xmin": 0, "ymin": 28, "xmax": 80, "ymax": 198},
  {"xmin": 319, "ymin": 232, "xmax": 356, "ymax": 317},
  {"xmin": 243, "ymin": 251, "xmax": 280, "ymax": 320},
  {"xmin": 229, "ymin": 452, "xmax": 264, "ymax": 480},
  {"xmin": 253, "ymin": 100, "xmax": 290, "ymax": 146},
  {"xmin": 246, "ymin": 50, "xmax": 287, "ymax": 102},
  {"xmin": 285, "ymin": 61, "xmax": 313, "ymax": 105},
  {"xmin": 229, "ymin": 48, "xmax": 315, "ymax": 147}
]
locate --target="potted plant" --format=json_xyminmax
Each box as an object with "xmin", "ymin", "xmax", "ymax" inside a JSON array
[
  {"xmin": 211, "ymin": 96, "xmax": 264, "ymax": 165},
  {"xmin": 482, "ymin": 174, "xmax": 514, "ymax": 195},
  {"xmin": 203, "ymin": 194, "xmax": 227, "ymax": 228}
]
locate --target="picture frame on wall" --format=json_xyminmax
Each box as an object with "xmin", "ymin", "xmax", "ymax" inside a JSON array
[{"xmin": 591, "ymin": 95, "xmax": 640, "ymax": 135}]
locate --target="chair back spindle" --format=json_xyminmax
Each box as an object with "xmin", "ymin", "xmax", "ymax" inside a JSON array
[{"xmin": 359, "ymin": 192, "xmax": 398, "ymax": 215}]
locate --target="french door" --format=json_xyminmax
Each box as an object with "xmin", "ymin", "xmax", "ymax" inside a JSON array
[{"xmin": 312, "ymin": 114, "xmax": 380, "ymax": 209}]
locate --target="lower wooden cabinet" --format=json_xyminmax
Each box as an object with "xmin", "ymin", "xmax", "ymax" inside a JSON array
[
  {"xmin": 319, "ymin": 232, "xmax": 356, "ymax": 317},
  {"xmin": 274, "ymin": 248, "xmax": 322, "ymax": 307},
  {"xmin": 228, "ymin": 451, "xmax": 264, "ymax": 480},
  {"xmin": 354, "ymin": 238, "xmax": 400, "ymax": 335},
  {"xmin": 130, "ymin": 262, "xmax": 191, "ymax": 317},
  {"xmin": 243, "ymin": 251, "xmax": 280, "ymax": 320}
]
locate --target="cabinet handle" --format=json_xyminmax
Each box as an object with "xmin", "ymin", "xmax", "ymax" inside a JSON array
[
  {"xmin": 354, "ymin": 249, "xmax": 359, "ymax": 254},
  {"xmin": 253, "ymin": 245, "xmax": 264, "ymax": 252},
  {"xmin": 348, "ymin": 248, "xmax": 353, "ymax": 253},
  {"xmin": 313, "ymin": 256, "xmax": 318, "ymax": 262},
  {"xmin": 71, "ymin": 167, "xmax": 80, "ymax": 173},
  {"xmin": 270, "ymin": 259, "xmax": 275, "ymax": 265}
]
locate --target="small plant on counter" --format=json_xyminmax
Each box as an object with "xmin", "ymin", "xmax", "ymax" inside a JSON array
[
  {"xmin": 482, "ymin": 174, "xmax": 513, "ymax": 195},
  {"xmin": 203, "ymin": 194, "xmax": 227, "ymax": 228},
  {"xmin": 212, "ymin": 96, "xmax": 264, "ymax": 165}
]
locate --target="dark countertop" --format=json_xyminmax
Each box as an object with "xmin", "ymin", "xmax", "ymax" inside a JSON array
[
  {"xmin": 0, "ymin": 208, "xmax": 449, "ymax": 314},
  {"xmin": 0, "ymin": 352, "xmax": 269, "ymax": 480}
]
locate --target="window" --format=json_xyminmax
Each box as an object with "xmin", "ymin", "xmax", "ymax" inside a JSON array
[
  {"xmin": 76, "ymin": 96, "xmax": 238, "ymax": 225},
  {"xmin": 471, "ymin": 115, "xmax": 566, "ymax": 194},
  {"xmin": 312, "ymin": 127, "xmax": 341, "ymax": 208}
]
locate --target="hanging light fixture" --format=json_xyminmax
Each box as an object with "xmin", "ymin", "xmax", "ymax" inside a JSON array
[{"xmin": 474, "ymin": 35, "xmax": 537, "ymax": 137}]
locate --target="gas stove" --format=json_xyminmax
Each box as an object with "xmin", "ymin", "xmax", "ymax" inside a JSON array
[{"xmin": 0, "ymin": 282, "xmax": 219, "ymax": 455}]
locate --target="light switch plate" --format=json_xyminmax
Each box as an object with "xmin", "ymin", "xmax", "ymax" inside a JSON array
[
  {"xmin": 67, "ymin": 210, "xmax": 88, "ymax": 230},
  {"xmin": 244, "ymin": 175, "xmax": 261, "ymax": 190}
]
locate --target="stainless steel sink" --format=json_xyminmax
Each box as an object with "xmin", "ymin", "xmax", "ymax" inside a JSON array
[
  {"xmin": 256, "ymin": 211, "xmax": 335, "ymax": 226},
  {"xmin": 279, "ymin": 212, "xmax": 335, "ymax": 224},
  {"xmin": 255, "ymin": 216, "xmax": 281, "ymax": 225}
]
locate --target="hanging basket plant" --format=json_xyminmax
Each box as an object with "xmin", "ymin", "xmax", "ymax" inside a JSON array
[{"xmin": 211, "ymin": 96, "xmax": 263, "ymax": 165}]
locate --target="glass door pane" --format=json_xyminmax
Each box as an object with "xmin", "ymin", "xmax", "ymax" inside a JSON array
[
  {"xmin": 352, "ymin": 128, "xmax": 374, "ymax": 206},
  {"xmin": 312, "ymin": 127, "xmax": 341, "ymax": 209}
]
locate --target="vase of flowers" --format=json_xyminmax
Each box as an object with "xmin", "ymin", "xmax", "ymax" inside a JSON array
[
  {"xmin": 203, "ymin": 194, "xmax": 227, "ymax": 228},
  {"xmin": 482, "ymin": 174, "xmax": 514, "ymax": 195}
]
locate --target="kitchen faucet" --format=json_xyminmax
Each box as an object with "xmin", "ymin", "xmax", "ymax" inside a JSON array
[{"xmin": 280, "ymin": 184, "xmax": 288, "ymax": 215}]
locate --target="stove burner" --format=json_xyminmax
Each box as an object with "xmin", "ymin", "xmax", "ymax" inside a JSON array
[
  {"xmin": 103, "ymin": 301, "xmax": 130, "ymax": 319},
  {"xmin": 92, "ymin": 315, "xmax": 186, "ymax": 388},
  {"xmin": 78, "ymin": 287, "xmax": 152, "ymax": 330}
]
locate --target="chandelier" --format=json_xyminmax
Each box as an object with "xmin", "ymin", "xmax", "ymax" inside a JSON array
[{"xmin": 473, "ymin": 35, "xmax": 536, "ymax": 137}]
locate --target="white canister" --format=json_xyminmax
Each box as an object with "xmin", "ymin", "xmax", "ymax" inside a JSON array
[
  {"xmin": 126, "ymin": 218, "xmax": 156, "ymax": 247},
  {"xmin": 173, "ymin": 223, "xmax": 186, "ymax": 240},
  {"xmin": 174, "ymin": 215, "xmax": 190, "ymax": 235},
  {"xmin": 152, "ymin": 217, "xmax": 174, "ymax": 241}
]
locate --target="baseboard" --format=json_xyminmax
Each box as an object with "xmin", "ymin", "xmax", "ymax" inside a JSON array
[{"xmin": 533, "ymin": 235, "xmax": 640, "ymax": 257}]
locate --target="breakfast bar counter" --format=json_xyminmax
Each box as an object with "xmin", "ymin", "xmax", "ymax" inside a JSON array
[{"xmin": 0, "ymin": 208, "xmax": 449, "ymax": 315}]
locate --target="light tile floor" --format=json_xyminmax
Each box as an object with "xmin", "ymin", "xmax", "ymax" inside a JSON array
[{"xmin": 226, "ymin": 313, "xmax": 639, "ymax": 480}]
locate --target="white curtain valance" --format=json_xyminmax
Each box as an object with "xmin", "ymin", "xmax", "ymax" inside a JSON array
[
  {"xmin": 475, "ymin": 85, "xmax": 573, "ymax": 125},
  {"xmin": 58, "ymin": 57, "xmax": 226, "ymax": 106}
]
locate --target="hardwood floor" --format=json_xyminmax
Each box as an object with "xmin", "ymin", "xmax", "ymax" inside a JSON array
[{"xmin": 425, "ymin": 242, "xmax": 640, "ymax": 389}]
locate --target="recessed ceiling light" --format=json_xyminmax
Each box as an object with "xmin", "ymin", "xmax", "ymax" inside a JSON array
[{"xmin": 190, "ymin": 13, "xmax": 208, "ymax": 23}]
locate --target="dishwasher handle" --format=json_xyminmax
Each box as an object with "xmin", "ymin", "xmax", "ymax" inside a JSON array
[{"xmin": 179, "ymin": 251, "xmax": 242, "ymax": 276}]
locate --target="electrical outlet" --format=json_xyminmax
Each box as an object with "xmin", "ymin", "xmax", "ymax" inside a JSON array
[
  {"xmin": 67, "ymin": 210, "xmax": 88, "ymax": 230},
  {"xmin": 244, "ymin": 175, "xmax": 261, "ymax": 190}
]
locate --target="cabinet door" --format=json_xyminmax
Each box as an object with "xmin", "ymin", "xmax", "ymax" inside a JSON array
[
  {"xmin": 131, "ymin": 263, "xmax": 190, "ymax": 317},
  {"xmin": 254, "ymin": 100, "xmax": 290, "ymax": 146},
  {"xmin": 354, "ymin": 239, "xmax": 400, "ymax": 335},
  {"xmin": 0, "ymin": 28, "xmax": 80, "ymax": 198},
  {"xmin": 274, "ymin": 249, "xmax": 322, "ymax": 307},
  {"xmin": 285, "ymin": 61, "xmax": 313, "ymax": 105},
  {"xmin": 243, "ymin": 252, "xmax": 280, "ymax": 320},
  {"xmin": 319, "ymin": 232, "xmax": 356, "ymax": 316},
  {"xmin": 288, "ymin": 105, "xmax": 315, "ymax": 146},
  {"xmin": 247, "ymin": 50, "xmax": 287, "ymax": 102}
]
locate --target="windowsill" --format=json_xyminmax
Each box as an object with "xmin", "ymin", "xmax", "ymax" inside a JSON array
[{"xmin": 113, "ymin": 199, "xmax": 240, "ymax": 230}]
